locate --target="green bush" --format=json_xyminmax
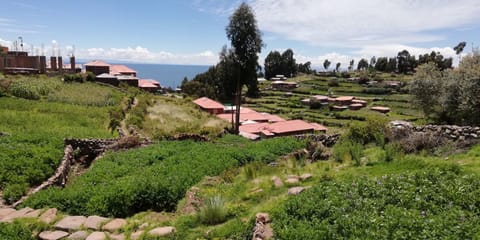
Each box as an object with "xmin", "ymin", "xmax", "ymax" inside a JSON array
[
  {"xmin": 3, "ymin": 183, "xmax": 28, "ymax": 204},
  {"xmin": 273, "ymin": 170, "xmax": 480, "ymax": 239},
  {"xmin": 327, "ymin": 78, "xmax": 340, "ymax": 87},
  {"xmin": 345, "ymin": 117, "xmax": 387, "ymax": 145},
  {"xmin": 63, "ymin": 73, "xmax": 84, "ymax": 83},
  {"xmin": 0, "ymin": 222, "xmax": 34, "ymax": 240},
  {"xmin": 333, "ymin": 140, "xmax": 363, "ymax": 165}
]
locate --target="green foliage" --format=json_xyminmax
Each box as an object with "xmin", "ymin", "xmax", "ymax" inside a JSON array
[
  {"xmin": 9, "ymin": 76, "xmax": 61, "ymax": 100},
  {"xmin": 411, "ymin": 55, "xmax": 480, "ymax": 125},
  {"xmin": 226, "ymin": 2, "xmax": 263, "ymax": 97},
  {"xmin": 0, "ymin": 97, "xmax": 112, "ymax": 203},
  {"xmin": 198, "ymin": 196, "xmax": 228, "ymax": 225},
  {"xmin": 273, "ymin": 170, "xmax": 480, "ymax": 239},
  {"xmin": 264, "ymin": 49, "xmax": 297, "ymax": 79},
  {"xmin": 23, "ymin": 136, "xmax": 304, "ymax": 217},
  {"xmin": 0, "ymin": 222, "xmax": 34, "ymax": 240},
  {"xmin": 332, "ymin": 140, "xmax": 363, "ymax": 165},
  {"xmin": 345, "ymin": 117, "xmax": 387, "ymax": 145},
  {"xmin": 63, "ymin": 73, "xmax": 84, "ymax": 83},
  {"xmin": 126, "ymin": 95, "xmax": 151, "ymax": 128},
  {"xmin": 362, "ymin": 87, "xmax": 392, "ymax": 95}
]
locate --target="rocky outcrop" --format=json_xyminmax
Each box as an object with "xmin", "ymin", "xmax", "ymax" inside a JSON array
[{"xmin": 253, "ymin": 213, "xmax": 273, "ymax": 240}]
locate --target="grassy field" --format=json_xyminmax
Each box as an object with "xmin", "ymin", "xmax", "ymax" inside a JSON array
[
  {"xmin": 0, "ymin": 75, "xmax": 120, "ymax": 204},
  {"xmin": 138, "ymin": 96, "xmax": 229, "ymax": 139}
]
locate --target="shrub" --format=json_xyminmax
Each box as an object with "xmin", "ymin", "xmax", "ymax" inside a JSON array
[
  {"xmin": 327, "ymin": 78, "xmax": 340, "ymax": 87},
  {"xmin": 333, "ymin": 140, "xmax": 363, "ymax": 164},
  {"xmin": 273, "ymin": 170, "xmax": 480, "ymax": 239},
  {"xmin": 198, "ymin": 196, "xmax": 228, "ymax": 225},
  {"xmin": 63, "ymin": 74, "xmax": 84, "ymax": 83},
  {"xmin": 3, "ymin": 183, "xmax": 28, "ymax": 204},
  {"xmin": 398, "ymin": 131, "xmax": 445, "ymax": 154},
  {"xmin": 345, "ymin": 117, "xmax": 387, "ymax": 145},
  {"xmin": 0, "ymin": 222, "xmax": 34, "ymax": 240}
]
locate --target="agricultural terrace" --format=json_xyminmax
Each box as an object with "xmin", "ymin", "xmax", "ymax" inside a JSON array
[{"xmin": 245, "ymin": 72, "xmax": 423, "ymax": 133}]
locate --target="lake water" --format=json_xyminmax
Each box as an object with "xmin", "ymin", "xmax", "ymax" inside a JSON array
[{"xmin": 124, "ymin": 63, "xmax": 210, "ymax": 88}]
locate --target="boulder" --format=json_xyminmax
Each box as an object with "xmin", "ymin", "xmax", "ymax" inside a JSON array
[
  {"xmin": 102, "ymin": 218, "xmax": 127, "ymax": 232},
  {"xmin": 0, "ymin": 208, "xmax": 16, "ymax": 220},
  {"xmin": 84, "ymin": 216, "xmax": 109, "ymax": 230},
  {"xmin": 23, "ymin": 209, "xmax": 42, "ymax": 218},
  {"xmin": 39, "ymin": 208, "xmax": 58, "ymax": 224},
  {"xmin": 288, "ymin": 187, "xmax": 305, "ymax": 195},
  {"xmin": 256, "ymin": 213, "xmax": 270, "ymax": 224},
  {"xmin": 148, "ymin": 226, "xmax": 176, "ymax": 237},
  {"xmin": 0, "ymin": 207, "xmax": 34, "ymax": 222},
  {"xmin": 55, "ymin": 216, "xmax": 87, "ymax": 231},
  {"xmin": 86, "ymin": 232, "xmax": 107, "ymax": 240},
  {"xmin": 300, "ymin": 173, "xmax": 313, "ymax": 181},
  {"xmin": 107, "ymin": 233, "xmax": 125, "ymax": 240},
  {"xmin": 271, "ymin": 176, "xmax": 283, "ymax": 187},
  {"xmin": 68, "ymin": 231, "xmax": 89, "ymax": 240},
  {"xmin": 285, "ymin": 176, "xmax": 299, "ymax": 184},
  {"xmin": 39, "ymin": 230, "xmax": 69, "ymax": 240},
  {"xmin": 130, "ymin": 230, "xmax": 144, "ymax": 240}
]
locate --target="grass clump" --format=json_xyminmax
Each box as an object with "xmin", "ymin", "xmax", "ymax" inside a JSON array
[{"xmin": 198, "ymin": 196, "xmax": 228, "ymax": 225}]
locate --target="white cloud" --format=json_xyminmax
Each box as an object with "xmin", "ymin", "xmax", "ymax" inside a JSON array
[
  {"xmin": 293, "ymin": 44, "xmax": 462, "ymax": 69},
  {"xmin": 75, "ymin": 46, "xmax": 219, "ymax": 65},
  {"xmin": 251, "ymin": 0, "xmax": 480, "ymax": 48}
]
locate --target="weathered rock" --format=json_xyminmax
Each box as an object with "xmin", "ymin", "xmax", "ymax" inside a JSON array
[
  {"xmin": 300, "ymin": 173, "xmax": 313, "ymax": 181},
  {"xmin": 130, "ymin": 230, "xmax": 144, "ymax": 240},
  {"xmin": 84, "ymin": 215, "xmax": 109, "ymax": 230},
  {"xmin": 271, "ymin": 176, "xmax": 283, "ymax": 187},
  {"xmin": 0, "ymin": 208, "xmax": 16, "ymax": 219},
  {"xmin": 138, "ymin": 222, "xmax": 149, "ymax": 230},
  {"xmin": 86, "ymin": 231, "xmax": 107, "ymax": 240},
  {"xmin": 102, "ymin": 218, "xmax": 127, "ymax": 232},
  {"xmin": 0, "ymin": 207, "xmax": 34, "ymax": 222},
  {"xmin": 108, "ymin": 233, "xmax": 126, "ymax": 240},
  {"xmin": 288, "ymin": 187, "xmax": 305, "ymax": 195},
  {"xmin": 39, "ymin": 230, "xmax": 69, "ymax": 240},
  {"xmin": 256, "ymin": 213, "xmax": 270, "ymax": 224},
  {"xmin": 148, "ymin": 226, "xmax": 176, "ymax": 237},
  {"xmin": 68, "ymin": 231, "xmax": 89, "ymax": 240},
  {"xmin": 39, "ymin": 208, "xmax": 58, "ymax": 224},
  {"xmin": 285, "ymin": 176, "xmax": 299, "ymax": 184},
  {"xmin": 23, "ymin": 209, "xmax": 42, "ymax": 218},
  {"xmin": 55, "ymin": 216, "xmax": 87, "ymax": 231}
]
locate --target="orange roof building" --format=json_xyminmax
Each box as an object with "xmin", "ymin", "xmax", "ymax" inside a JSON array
[
  {"xmin": 110, "ymin": 64, "xmax": 137, "ymax": 77},
  {"xmin": 85, "ymin": 60, "xmax": 111, "ymax": 75},
  {"xmin": 139, "ymin": 79, "xmax": 160, "ymax": 92},
  {"xmin": 193, "ymin": 97, "xmax": 225, "ymax": 114},
  {"xmin": 239, "ymin": 120, "xmax": 327, "ymax": 138}
]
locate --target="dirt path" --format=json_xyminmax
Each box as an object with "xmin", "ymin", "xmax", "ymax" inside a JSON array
[{"xmin": 120, "ymin": 97, "xmax": 138, "ymax": 135}]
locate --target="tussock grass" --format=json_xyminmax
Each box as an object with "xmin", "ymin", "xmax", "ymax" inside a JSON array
[{"xmin": 141, "ymin": 96, "xmax": 228, "ymax": 139}]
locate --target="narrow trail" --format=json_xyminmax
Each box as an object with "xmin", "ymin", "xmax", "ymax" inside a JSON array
[{"xmin": 119, "ymin": 97, "xmax": 138, "ymax": 135}]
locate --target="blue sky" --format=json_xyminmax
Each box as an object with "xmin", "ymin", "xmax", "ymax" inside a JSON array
[{"xmin": 1, "ymin": 0, "xmax": 479, "ymax": 67}]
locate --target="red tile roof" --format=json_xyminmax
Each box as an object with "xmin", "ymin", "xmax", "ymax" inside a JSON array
[
  {"xmin": 84, "ymin": 60, "xmax": 110, "ymax": 67},
  {"xmin": 217, "ymin": 112, "xmax": 285, "ymax": 123},
  {"xmin": 336, "ymin": 96, "xmax": 355, "ymax": 101},
  {"xmin": 193, "ymin": 97, "xmax": 224, "ymax": 110},
  {"xmin": 110, "ymin": 65, "xmax": 137, "ymax": 75},
  {"xmin": 138, "ymin": 79, "xmax": 160, "ymax": 88},
  {"xmin": 239, "ymin": 120, "xmax": 327, "ymax": 135}
]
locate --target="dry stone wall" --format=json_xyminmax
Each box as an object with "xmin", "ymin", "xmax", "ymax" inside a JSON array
[{"xmin": 389, "ymin": 120, "xmax": 480, "ymax": 141}]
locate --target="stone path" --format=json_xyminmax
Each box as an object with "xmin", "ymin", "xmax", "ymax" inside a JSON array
[{"xmin": 0, "ymin": 207, "xmax": 176, "ymax": 240}]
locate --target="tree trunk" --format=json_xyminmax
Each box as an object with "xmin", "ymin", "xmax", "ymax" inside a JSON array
[{"xmin": 234, "ymin": 75, "xmax": 241, "ymax": 134}]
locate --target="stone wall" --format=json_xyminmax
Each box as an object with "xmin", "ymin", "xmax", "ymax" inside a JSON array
[
  {"xmin": 294, "ymin": 134, "xmax": 340, "ymax": 147},
  {"xmin": 389, "ymin": 120, "xmax": 480, "ymax": 141}
]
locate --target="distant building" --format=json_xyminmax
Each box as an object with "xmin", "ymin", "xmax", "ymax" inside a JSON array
[
  {"xmin": 85, "ymin": 60, "xmax": 111, "ymax": 75},
  {"xmin": 271, "ymin": 80, "xmax": 298, "ymax": 91},
  {"xmin": 110, "ymin": 64, "xmax": 137, "ymax": 77},
  {"xmin": 193, "ymin": 97, "xmax": 225, "ymax": 114},
  {"xmin": 239, "ymin": 120, "xmax": 327, "ymax": 138},
  {"xmin": 138, "ymin": 79, "xmax": 161, "ymax": 92}
]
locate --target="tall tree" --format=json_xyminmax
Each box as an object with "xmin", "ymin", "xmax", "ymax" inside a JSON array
[
  {"xmin": 357, "ymin": 58, "xmax": 369, "ymax": 70},
  {"xmin": 281, "ymin": 49, "xmax": 297, "ymax": 77},
  {"xmin": 348, "ymin": 59, "xmax": 354, "ymax": 71},
  {"xmin": 226, "ymin": 2, "xmax": 263, "ymax": 134},
  {"xmin": 397, "ymin": 49, "xmax": 414, "ymax": 74},
  {"xmin": 335, "ymin": 62, "xmax": 341, "ymax": 72},
  {"xmin": 264, "ymin": 50, "xmax": 282, "ymax": 79},
  {"xmin": 454, "ymin": 41, "xmax": 467, "ymax": 62},
  {"xmin": 323, "ymin": 59, "xmax": 331, "ymax": 70}
]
